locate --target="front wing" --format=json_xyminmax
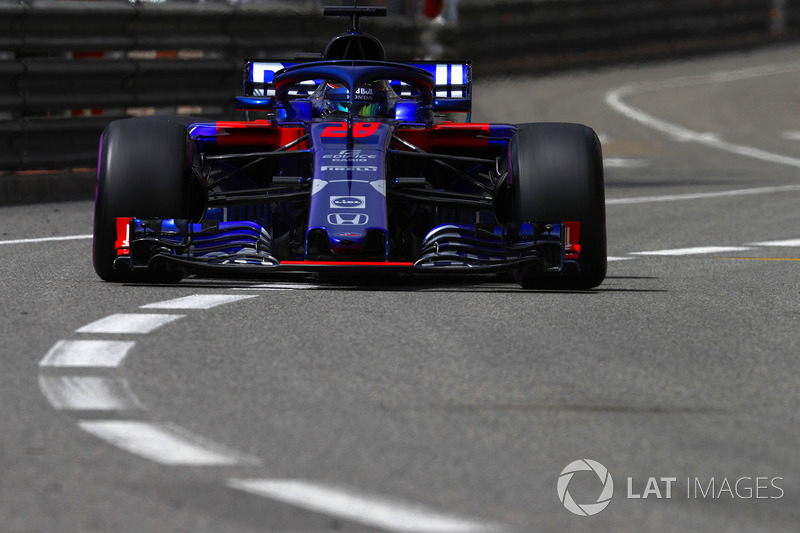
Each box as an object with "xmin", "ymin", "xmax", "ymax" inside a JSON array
[{"xmin": 112, "ymin": 217, "xmax": 580, "ymax": 278}]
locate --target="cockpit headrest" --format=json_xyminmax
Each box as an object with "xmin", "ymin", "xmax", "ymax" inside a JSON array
[{"xmin": 323, "ymin": 33, "xmax": 386, "ymax": 61}]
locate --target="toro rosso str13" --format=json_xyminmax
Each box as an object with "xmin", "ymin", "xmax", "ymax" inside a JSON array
[{"xmin": 93, "ymin": 6, "xmax": 607, "ymax": 289}]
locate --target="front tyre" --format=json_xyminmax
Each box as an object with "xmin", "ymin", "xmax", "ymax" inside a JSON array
[
  {"xmin": 93, "ymin": 118, "xmax": 195, "ymax": 282},
  {"xmin": 509, "ymin": 123, "xmax": 607, "ymax": 289}
]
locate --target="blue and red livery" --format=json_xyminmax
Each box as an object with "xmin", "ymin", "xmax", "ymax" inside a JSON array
[{"xmin": 93, "ymin": 5, "xmax": 606, "ymax": 289}]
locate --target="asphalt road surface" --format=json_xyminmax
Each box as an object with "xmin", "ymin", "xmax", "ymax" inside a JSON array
[{"xmin": 2, "ymin": 43, "xmax": 799, "ymax": 532}]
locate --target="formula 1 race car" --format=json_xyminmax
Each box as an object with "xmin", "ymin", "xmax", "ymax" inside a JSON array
[{"xmin": 93, "ymin": 6, "xmax": 606, "ymax": 289}]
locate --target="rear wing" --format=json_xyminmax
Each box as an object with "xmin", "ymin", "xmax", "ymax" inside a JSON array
[{"xmin": 241, "ymin": 60, "xmax": 472, "ymax": 113}]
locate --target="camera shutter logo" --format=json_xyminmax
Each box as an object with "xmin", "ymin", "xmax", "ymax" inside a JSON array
[{"xmin": 557, "ymin": 459, "xmax": 614, "ymax": 516}]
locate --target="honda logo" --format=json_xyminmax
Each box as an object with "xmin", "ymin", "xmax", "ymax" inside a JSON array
[{"xmin": 327, "ymin": 213, "xmax": 369, "ymax": 226}]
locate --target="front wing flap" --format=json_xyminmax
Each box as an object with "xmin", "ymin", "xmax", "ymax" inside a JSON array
[{"xmin": 112, "ymin": 218, "xmax": 577, "ymax": 277}]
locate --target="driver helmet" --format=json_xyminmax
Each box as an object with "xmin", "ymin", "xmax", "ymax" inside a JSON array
[{"xmin": 320, "ymin": 81, "xmax": 395, "ymax": 117}]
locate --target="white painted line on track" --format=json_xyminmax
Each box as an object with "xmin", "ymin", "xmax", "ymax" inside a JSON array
[
  {"xmin": 79, "ymin": 421, "xmax": 261, "ymax": 466},
  {"xmin": 606, "ymin": 61, "xmax": 800, "ymax": 169},
  {"xmin": 38, "ymin": 376, "xmax": 143, "ymax": 411},
  {"xmin": 38, "ymin": 294, "xmax": 266, "ymax": 479},
  {"xmin": 141, "ymin": 294, "xmax": 257, "ymax": 310},
  {"xmin": 781, "ymin": 131, "xmax": 800, "ymax": 141},
  {"xmin": 604, "ymin": 158, "xmax": 650, "ymax": 168},
  {"xmin": 606, "ymin": 184, "xmax": 800, "ymax": 205},
  {"xmin": 39, "ymin": 339, "xmax": 136, "ymax": 367},
  {"xmin": 0, "ymin": 234, "xmax": 93, "ymax": 245},
  {"xmin": 77, "ymin": 313, "xmax": 183, "ymax": 334},
  {"xmin": 232, "ymin": 287, "xmax": 295, "ymax": 291},
  {"xmin": 630, "ymin": 246, "xmax": 752, "ymax": 256},
  {"xmin": 235, "ymin": 283, "xmax": 321, "ymax": 290},
  {"xmin": 227, "ymin": 479, "xmax": 506, "ymax": 533},
  {"xmin": 607, "ymin": 256, "xmax": 635, "ymax": 262},
  {"xmin": 749, "ymin": 238, "xmax": 800, "ymax": 247}
]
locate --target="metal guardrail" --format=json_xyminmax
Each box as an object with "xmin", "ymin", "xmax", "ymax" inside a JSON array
[
  {"xmin": 0, "ymin": 1, "xmax": 423, "ymax": 55},
  {"xmin": 0, "ymin": 0, "xmax": 796, "ymax": 175},
  {"xmin": 0, "ymin": 0, "xmax": 426, "ymax": 172},
  {"xmin": 453, "ymin": 0, "xmax": 786, "ymax": 75}
]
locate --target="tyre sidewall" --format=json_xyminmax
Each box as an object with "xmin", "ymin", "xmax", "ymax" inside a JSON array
[
  {"xmin": 93, "ymin": 118, "xmax": 193, "ymax": 281},
  {"xmin": 509, "ymin": 123, "xmax": 607, "ymax": 289}
]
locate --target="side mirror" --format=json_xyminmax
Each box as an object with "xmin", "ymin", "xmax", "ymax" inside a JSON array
[
  {"xmin": 432, "ymin": 98, "xmax": 471, "ymax": 113},
  {"xmin": 235, "ymin": 96, "xmax": 275, "ymax": 111},
  {"xmin": 287, "ymin": 100, "xmax": 313, "ymax": 120},
  {"xmin": 394, "ymin": 101, "xmax": 418, "ymax": 122}
]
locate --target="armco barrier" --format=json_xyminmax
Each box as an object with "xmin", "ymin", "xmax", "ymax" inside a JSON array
[
  {"xmin": 0, "ymin": 0, "xmax": 797, "ymax": 179},
  {"xmin": 453, "ymin": 0, "xmax": 787, "ymax": 75},
  {"xmin": 0, "ymin": 0, "xmax": 425, "ymax": 173}
]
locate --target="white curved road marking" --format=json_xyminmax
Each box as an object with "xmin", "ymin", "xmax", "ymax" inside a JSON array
[
  {"xmin": 606, "ymin": 184, "xmax": 800, "ymax": 205},
  {"xmin": 38, "ymin": 293, "xmax": 506, "ymax": 530},
  {"xmin": 39, "ymin": 339, "xmax": 136, "ymax": 367},
  {"xmin": 141, "ymin": 294, "xmax": 257, "ymax": 310},
  {"xmin": 76, "ymin": 313, "xmax": 184, "ymax": 334},
  {"xmin": 227, "ymin": 479, "xmax": 507, "ymax": 533},
  {"xmin": 0, "ymin": 234, "xmax": 93, "ymax": 245},
  {"xmin": 748, "ymin": 238, "xmax": 800, "ymax": 247},
  {"xmin": 38, "ymin": 376, "xmax": 143, "ymax": 411},
  {"xmin": 604, "ymin": 158, "xmax": 650, "ymax": 168},
  {"xmin": 235, "ymin": 283, "xmax": 322, "ymax": 290},
  {"xmin": 606, "ymin": 61, "xmax": 800, "ymax": 169},
  {"xmin": 78, "ymin": 420, "xmax": 261, "ymax": 466},
  {"xmin": 631, "ymin": 246, "xmax": 752, "ymax": 256}
]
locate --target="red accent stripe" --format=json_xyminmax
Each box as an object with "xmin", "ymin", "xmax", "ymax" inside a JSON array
[
  {"xmin": 564, "ymin": 221, "xmax": 581, "ymax": 260},
  {"xmin": 433, "ymin": 123, "xmax": 491, "ymax": 131},
  {"xmin": 115, "ymin": 217, "xmax": 132, "ymax": 256},
  {"xmin": 213, "ymin": 120, "xmax": 273, "ymax": 128},
  {"xmin": 215, "ymin": 123, "xmax": 307, "ymax": 148},
  {"xmin": 393, "ymin": 123, "xmax": 492, "ymax": 150},
  {"xmin": 280, "ymin": 261, "xmax": 414, "ymax": 267}
]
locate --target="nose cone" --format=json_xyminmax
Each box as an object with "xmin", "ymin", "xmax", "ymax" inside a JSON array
[
  {"xmin": 307, "ymin": 228, "xmax": 388, "ymax": 261},
  {"xmin": 330, "ymin": 232, "xmax": 365, "ymax": 254}
]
